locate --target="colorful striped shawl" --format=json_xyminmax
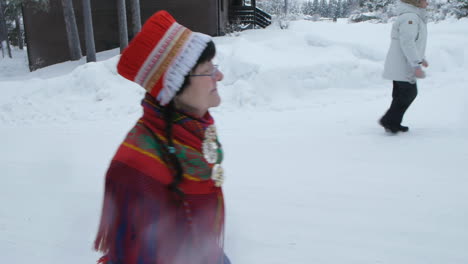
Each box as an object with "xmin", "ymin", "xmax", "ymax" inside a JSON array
[{"xmin": 94, "ymin": 94, "xmax": 226, "ymax": 264}]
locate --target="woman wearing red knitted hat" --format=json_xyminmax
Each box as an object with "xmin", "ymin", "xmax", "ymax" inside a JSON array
[{"xmin": 94, "ymin": 10, "xmax": 231, "ymax": 264}]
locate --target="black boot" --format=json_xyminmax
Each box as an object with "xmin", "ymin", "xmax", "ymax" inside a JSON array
[
  {"xmin": 379, "ymin": 118, "xmax": 399, "ymax": 134},
  {"xmin": 398, "ymin": 125, "xmax": 409, "ymax": 132}
]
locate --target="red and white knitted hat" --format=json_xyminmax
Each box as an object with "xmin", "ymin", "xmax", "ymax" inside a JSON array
[{"xmin": 117, "ymin": 10, "xmax": 212, "ymax": 105}]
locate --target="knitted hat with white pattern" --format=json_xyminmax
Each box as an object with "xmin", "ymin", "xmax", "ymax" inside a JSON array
[{"xmin": 117, "ymin": 10, "xmax": 212, "ymax": 105}]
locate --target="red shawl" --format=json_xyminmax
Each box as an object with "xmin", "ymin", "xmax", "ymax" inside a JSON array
[{"xmin": 94, "ymin": 94, "xmax": 226, "ymax": 264}]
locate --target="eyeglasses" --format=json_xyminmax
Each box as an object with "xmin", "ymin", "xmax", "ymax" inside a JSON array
[{"xmin": 189, "ymin": 65, "xmax": 219, "ymax": 80}]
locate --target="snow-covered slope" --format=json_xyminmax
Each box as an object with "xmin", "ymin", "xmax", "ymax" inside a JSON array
[{"xmin": 1, "ymin": 18, "xmax": 467, "ymax": 264}]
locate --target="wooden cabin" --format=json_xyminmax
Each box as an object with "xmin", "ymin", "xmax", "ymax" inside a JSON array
[{"xmin": 22, "ymin": 0, "xmax": 271, "ymax": 71}]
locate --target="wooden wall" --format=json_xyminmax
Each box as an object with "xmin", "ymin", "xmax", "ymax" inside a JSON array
[{"xmin": 23, "ymin": 0, "xmax": 222, "ymax": 71}]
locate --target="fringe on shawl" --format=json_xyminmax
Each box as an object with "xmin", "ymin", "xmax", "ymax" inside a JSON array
[
  {"xmin": 94, "ymin": 161, "xmax": 183, "ymax": 262},
  {"xmin": 94, "ymin": 161, "xmax": 225, "ymax": 264}
]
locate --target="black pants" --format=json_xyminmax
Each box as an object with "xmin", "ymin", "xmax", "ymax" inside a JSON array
[{"xmin": 381, "ymin": 81, "xmax": 418, "ymax": 126}]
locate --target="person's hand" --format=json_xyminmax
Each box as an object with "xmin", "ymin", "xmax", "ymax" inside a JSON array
[
  {"xmin": 415, "ymin": 66, "xmax": 426, "ymax": 78},
  {"xmin": 422, "ymin": 59, "xmax": 429, "ymax": 68}
]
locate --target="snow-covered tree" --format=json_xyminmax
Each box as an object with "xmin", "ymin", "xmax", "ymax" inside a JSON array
[
  {"xmin": 312, "ymin": 0, "xmax": 320, "ymax": 14},
  {"xmin": 359, "ymin": 0, "xmax": 394, "ymax": 12},
  {"xmin": 319, "ymin": 0, "xmax": 328, "ymax": 17},
  {"xmin": 302, "ymin": 1, "xmax": 314, "ymax": 15},
  {"xmin": 257, "ymin": 0, "xmax": 286, "ymax": 15},
  {"xmin": 346, "ymin": 0, "xmax": 361, "ymax": 14},
  {"xmin": 336, "ymin": 0, "xmax": 344, "ymax": 18},
  {"xmin": 258, "ymin": 0, "xmax": 302, "ymax": 16},
  {"xmin": 329, "ymin": 0, "xmax": 343, "ymax": 18},
  {"xmin": 453, "ymin": 0, "xmax": 468, "ymax": 18},
  {"xmin": 340, "ymin": 0, "xmax": 352, "ymax": 17},
  {"xmin": 329, "ymin": 0, "xmax": 337, "ymax": 18}
]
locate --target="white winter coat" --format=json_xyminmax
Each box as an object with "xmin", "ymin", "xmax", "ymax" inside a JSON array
[{"xmin": 382, "ymin": 2, "xmax": 428, "ymax": 83}]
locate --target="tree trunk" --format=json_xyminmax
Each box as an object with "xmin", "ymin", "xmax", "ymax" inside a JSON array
[
  {"xmin": 129, "ymin": 0, "xmax": 141, "ymax": 38},
  {"xmin": 82, "ymin": 0, "xmax": 96, "ymax": 62},
  {"xmin": 15, "ymin": 14, "xmax": 23, "ymax": 50},
  {"xmin": 0, "ymin": 0, "xmax": 11, "ymax": 58},
  {"xmin": 284, "ymin": 0, "xmax": 288, "ymax": 15},
  {"xmin": 117, "ymin": 0, "xmax": 128, "ymax": 53},
  {"xmin": 6, "ymin": 35, "xmax": 11, "ymax": 57},
  {"xmin": 61, "ymin": 0, "xmax": 82, "ymax": 61}
]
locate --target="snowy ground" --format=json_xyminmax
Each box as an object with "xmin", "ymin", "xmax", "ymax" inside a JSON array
[{"xmin": 1, "ymin": 19, "xmax": 468, "ymax": 264}]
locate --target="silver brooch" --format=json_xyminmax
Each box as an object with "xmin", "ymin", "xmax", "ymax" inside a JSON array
[
  {"xmin": 211, "ymin": 164, "xmax": 224, "ymax": 187},
  {"xmin": 202, "ymin": 125, "xmax": 218, "ymax": 164}
]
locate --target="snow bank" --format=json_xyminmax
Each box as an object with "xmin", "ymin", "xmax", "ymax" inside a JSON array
[
  {"xmin": 0, "ymin": 56, "xmax": 144, "ymax": 125},
  {"xmin": 1, "ymin": 19, "xmax": 467, "ymax": 124}
]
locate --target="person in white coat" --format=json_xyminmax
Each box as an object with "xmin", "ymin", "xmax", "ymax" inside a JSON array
[{"xmin": 380, "ymin": 0, "xmax": 429, "ymax": 133}]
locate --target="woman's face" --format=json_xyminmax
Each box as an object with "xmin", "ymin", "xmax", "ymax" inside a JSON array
[
  {"xmin": 174, "ymin": 60, "xmax": 224, "ymax": 117},
  {"xmin": 420, "ymin": 0, "xmax": 428, "ymax": 8}
]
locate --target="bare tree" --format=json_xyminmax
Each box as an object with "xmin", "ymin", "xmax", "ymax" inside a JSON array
[
  {"xmin": 129, "ymin": 0, "xmax": 141, "ymax": 37},
  {"xmin": 61, "ymin": 0, "xmax": 81, "ymax": 60},
  {"xmin": 82, "ymin": 0, "xmax": 95, "ymax": 62},
  {"xmin": 0, "ymin": 0, "xmax": 12, "ymax": 58},
  {"xmin": 117, "ymin": 0, "xmax": 128, "ymax": 53},
  {"xmin": 15, "ymin": 13, "xmax": 22, "ymax": 49}
]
